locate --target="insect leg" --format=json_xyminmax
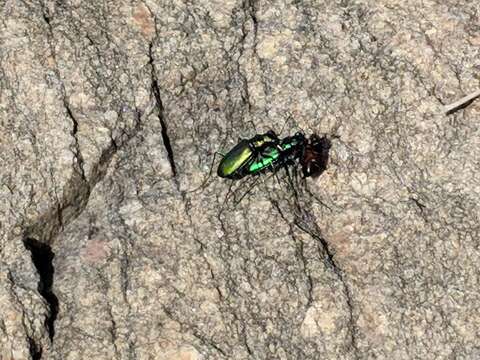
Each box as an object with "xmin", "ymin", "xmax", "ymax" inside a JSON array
[
  {"xmin": 224, "ymin": 179, "xmax": 236, "ymax": 204},
  {"xmin": 278, "ymin": 113, "xmax": 293, "ymax": 137},
  {"xmin": 283, "ymin": 162, "xmax": 300, "ymax": 202},
  {"xmin": 233, "ymin": 175, "xmax": 262, "ymax": 205},
  {"xmin": 273, "ymin": 168, "xmax": 284, "ymax": 188},
  {"xmin": 187, "ymin": 151, "xmax": 225, "ymax": 193}
]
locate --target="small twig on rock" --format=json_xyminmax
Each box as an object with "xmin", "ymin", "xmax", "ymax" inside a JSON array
[{"xmin": 444, "ymin": 89, "xmax": 480, "ymax": 115}]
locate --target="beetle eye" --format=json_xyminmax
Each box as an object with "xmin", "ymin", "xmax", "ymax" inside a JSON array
[{"xmin": 266, "ymin": 130, "xmax": 277, "ymax": 138}]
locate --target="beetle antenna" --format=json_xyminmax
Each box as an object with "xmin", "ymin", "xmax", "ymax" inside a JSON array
[{"xmin": 278, "ymin": 114, "xmax": 292, "ymax": 137}]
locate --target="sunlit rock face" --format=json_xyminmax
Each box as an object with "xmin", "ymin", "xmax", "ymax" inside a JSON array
[{"xmin": 1, "ymin": 0, "xmax": 479, "ymax": 359}]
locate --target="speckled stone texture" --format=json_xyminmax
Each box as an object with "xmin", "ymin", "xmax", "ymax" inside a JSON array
[{"xmin": 1, "ymin": 0, "xmax": 479, "ymax": 359}]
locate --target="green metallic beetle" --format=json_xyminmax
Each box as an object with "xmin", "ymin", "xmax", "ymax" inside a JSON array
[{"xmin": 217, "ymin": 130, "xmax": 306, "ymax": 180}]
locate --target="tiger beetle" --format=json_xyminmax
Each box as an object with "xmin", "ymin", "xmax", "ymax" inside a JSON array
[{"xmin": 217, "ymin": 130, "xmax": 331, "ymax": 180}]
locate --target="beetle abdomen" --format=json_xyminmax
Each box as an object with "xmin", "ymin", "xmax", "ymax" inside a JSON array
[
  {"xmin": 217, "ymin": 140, "xmax": 253, "ymax": 179},
  {"xmin": 301, "ymin": 135, "xmax": 331, "ymax": 178}
]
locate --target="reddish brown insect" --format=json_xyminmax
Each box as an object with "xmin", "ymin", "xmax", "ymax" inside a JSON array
[{"xmin": 301, "ymin": 134, "xmax": 331, "ymax": 178}]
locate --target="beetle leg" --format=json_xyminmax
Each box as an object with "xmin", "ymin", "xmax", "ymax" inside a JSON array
[
  {"xmin": 278, "ymin": 113, "xmax": 294, "ymax": 137},
  {"xmin": 232, "ymin": 176, "xmax": 261, "ymax": 205},
  {"xmin": 292, "ymin": 161, "xmax": 305, "ymax": 189},
  {"xmin": 283, "ymin": 162, "xmax": 300, "ymax": 202},
  {"xmin": 272, "ymin": 167, "xmax": 283, "ymax": 188},
  {"xmin": 225, "ymin": 176, "xmax": 252, "ymax": 204},
  {"xmin": 224, "ymin": 180, "xmax": 235, "ymax": 203},
  {"xmin": 187, "ymin": 151, "xmax": 225, "ymax": 193}
]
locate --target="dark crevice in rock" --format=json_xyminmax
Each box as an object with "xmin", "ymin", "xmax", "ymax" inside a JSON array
[
  {"xmin": 148, "ymin": 43, "xmax": 177, "ymax": 178},
  {"xmin": 159, "ymin": 114, "xmax": 177, "ymax": 177},
  {"xmin": 296, "ymin": 221, "xmax": 336, "ymax": 271},
  {"xmin": 39, "ymin": 0, "xmax": 52, "ymax": 28},
  {"xmin": 23, "ymin": 238, "xmax": 59, "ymax": 342},
  {"xmin": 298, "ymin": 236, "xmax": 315, "ymax": 306},
  {"xmin": 14, "ymin": 5, "xmax": 147, "ymax": 355},
  {"xmin": 410, "ymin": 197, "xmax": 430, "ymax": 224},
  {"xmin": 42, "ymin": 12, "xmax": 51, "ymax": 26},
  {"xmin": 27, "ymin": 335, "xmax": 43, "ymax": 360},
  {"xmin": 343, "ymin": 283, "xmax": 359, "ymax": 359},
  {"xmin": 244, "ymin": 0, "xmax": 258, "ymax": 52},
  {"xmin": 64, "ymin": 101, "xmax": 87, "ymax": 181},
  {"xmin": 21, "ymin": 113, "xmax": 143, "ymax": 354},
  {"xmin": 294, "ymin": 220, "xmax": 359, "ymax": 359},
  {"xmin": 162, "ymin": 304, "xmax": 227, "ymax": 358},
  {"xmin": 107, "ymin": 305, "xmax": 120, "ymax": 358},
  {"xmin": 25, "ymin": 109, "xmax": 141, "ymax": 243},
  {"xmin": 271, "ymin": 200, "xmax": 314, "ymax": 307},
  {"xmin": 119, "ymin": 253, "xmax": 131, "ymax": 304},
  {"xmin": 244, "ymin": 336, "xmax": 253, "ymax": 357},
  {"xmin": 110, "ymin": 208, "xmax": 137, "ymax": 359},
  {"xmin": 270, "ymin": 166, "xmax": 359, "ymax": 358},
  {"xmin": 56, "ymin": 202, "xmax": 64, "ymax": 231},
  {"xmin": 271, "ymin": 149, "xmax": 360, "ymax": 357},
  {"xmin": 192, "ymin": 331, "xmax": 228, "ymax": 358},
  {"xmin": 241, "ymin": 0, "xmax": 270, "ymax": 113},
  {"xmin": 209, "ymin": 267, "xmax": 224, "ymax": 301},
  {"xmin": 411, "ymin": 197, "xmax": 426, "ymax": 212},
  {"xmin": 236, "ymin": 3, "xmax": 250, "ymax": 111},
  {"xmin": 235, "ymin": 315, "xmax": 253, "ymax": 357},
  {"xmin": 237, "ymin": 0, "xmax": 260, "ymax": 113},
  {"xmin": 96, "ymin": 271, "xmax": 122, "ymax": 358}
]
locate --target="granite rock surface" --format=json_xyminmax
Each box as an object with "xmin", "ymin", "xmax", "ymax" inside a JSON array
[{"xmin": 1, "ymin": 0, "xmax": 479, "ymax": 359}]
